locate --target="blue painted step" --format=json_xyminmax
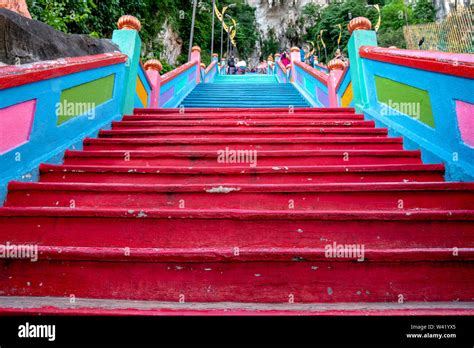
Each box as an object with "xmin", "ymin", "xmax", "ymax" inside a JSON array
[{"xmin": 182, "ymin": 75, "xmax": 311, "ymax": 108}]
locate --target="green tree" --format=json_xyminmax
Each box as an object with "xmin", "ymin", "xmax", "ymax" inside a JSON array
[
  {"xmin": 303, "ymin": 0, "xmax": 378, "ymax": 63},
  {"xmin": 413, "ymin": 0, "xmax": 436, "ymax": 24},
  {"xmin": 376, "ymin": 0, "xmax": 414, "ymax": 48}
]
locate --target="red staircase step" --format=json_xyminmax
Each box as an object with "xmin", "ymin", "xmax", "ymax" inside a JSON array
[
  {"xmin": 113, "ymin": 120, "xmax": 376, "ymax": 128},
  {"xmin": 135, "ymin": 107, "xmax": 357, "ymax": 114},
  {"xmin": 1, "ymin": 253, "xmax": 472, "ymax": 303},
  {"xmin": 6, "ymin": 182, "xmax": 474, "ymax": 210},
  {"xmin": 123, "ymin": 113, "xmax": 365, "ymax": 121},
  {"xmin": 98, "ymin": 127, "xmax": 388, "ymax": 139},
  {"xmin": 38, "ymin": 164, "xmax": 446, "ymax": 184},
  {"xmin": 83, "ymin": 137, "xmax": 405, "ymax": 151},
  {"xmin": 62, "ymin": 149, "xmax": 422, "ymax": 166},
  {"xmin": 0, "ymin": 208, "xmax": 471, "ymax": 250}
]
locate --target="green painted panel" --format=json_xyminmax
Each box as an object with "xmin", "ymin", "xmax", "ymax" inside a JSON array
[
  {"xmin": 176, "ymin": 76, "xmax": 187, "ymax": 94},
  {"xmin": 57, "ymin": 74, "xmax": 115, "ymax": 125},
  {"xmin": 375, "ymin": 76, "xmax": 435, "ymax": 128}
]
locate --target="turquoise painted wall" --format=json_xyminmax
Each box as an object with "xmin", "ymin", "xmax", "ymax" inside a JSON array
[{"xmin": 0, "ymin": 61, "xmax": 126, "ymax": 204}]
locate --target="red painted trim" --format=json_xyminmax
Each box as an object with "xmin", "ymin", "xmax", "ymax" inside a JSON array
[
  {"xmin": 315, "ymin": 62, "xmax": 328, "ymax": 71},
  {"xmin": 160, "ymin": 61, "xmax": 198, "ymax": 85},
  {"xmin": 295, "ymin": 60, "xmax": 328, "ymax": 85},
  {"xmin": 0, "ymin": 53, "xmax": 128, "ymax": 90},
  {"xmin": 205, "ymin": 61, "xmax": 217, "ymax": 75},
  {"xmin": 359, "ymin": 46, "xmax": 474, "ymax": 79},
  {"xmin": 138, "ymin": 61, "xmax": 153, "ymax": 88}
]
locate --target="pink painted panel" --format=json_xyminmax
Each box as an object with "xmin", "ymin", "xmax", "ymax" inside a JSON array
[
  {"xmin": 0, "ymin": 100, "xmax": 36, "ymax": 154},
  {"xmin": 456, "ymin": 100, "xmax": 474, "ymax": 147}
]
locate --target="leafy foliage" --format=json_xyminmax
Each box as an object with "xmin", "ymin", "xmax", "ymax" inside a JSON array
[{"xmin": 303, "ymin": 0, "xmax": 379, "ymax": 63}]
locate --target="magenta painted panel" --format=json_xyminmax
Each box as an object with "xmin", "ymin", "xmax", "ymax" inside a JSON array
[
  {"xmin": 0, "ymin": 99, "xmax": 36, "ymax": 154},
  {"xmin": 316, "ymin": 88, "xmax": 329, "ymax": 107},
  {"xmin": 159, "ymin": 86, "xmax": 175, "ymax": 107},
  {"xmin": 297, "ymin": 71, "xmax": 303, "ymax": 84},
  {"xmin": 456, "ymin": 100, "xmax": 474, "ymax": 147}
]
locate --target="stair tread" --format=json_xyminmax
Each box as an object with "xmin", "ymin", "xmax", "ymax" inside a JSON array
[
  {"xmin": 138, "ymin": 107, "xmax": 356, "ymax": 113},
  {"xmin": 8, "ymin": 181, "xmax": 474, "ymax": 192},
  {"xmin": 1, "ymin": 207, "xmax": 472, "ymax": 220},
  {"xmin": 115, "ymin": 120, "xmax": 374, "ymax": 126},
  {"xmin": 85, "ymin": 137, "xmax": 403, "ymax": 144},
  {"xmin": 40, "ymin": 163, "xmax": 444, "ymax": 172},
  {"xmin": 65, "ymin": 149, "xmax": 421, "ymax": 158},
  {"xmin": 0, "ymin": 246, "xmax": 472, "ymax": 262}
]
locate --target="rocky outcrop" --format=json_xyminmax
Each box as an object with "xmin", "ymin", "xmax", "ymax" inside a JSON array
[
  {"xmin": 0, "ymin": 8, "xmax": 118, "ymax": 65},
  {"xmin": 155, "ymin": 21, "xmax": 183, "ymax": 66},
  {"xmin": 244, "ymin": 0, "xmax": 325, "ymax": 63}
]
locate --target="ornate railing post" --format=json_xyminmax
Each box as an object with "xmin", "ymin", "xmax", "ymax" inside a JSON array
[
  {"xmin": 327, "ymin": 58, "xmax": 345, "ymax": 107},
  {"xmin": 267, "ymin": 55, "xmax": 274, "ymax": 74},
  {"xmin": 347, "ymin": 17, "xmax": 377, "ymax": 113},
  {"xmin": 144, "ymin": 59, "xmax": 163, "ymax": 109},
  {"xmin": 290, "ymin": 47, "xmax": 301, "ymax": 83},
  {"xmin": 112, "ymin": 15, "xmax": 142, "ymax": 114},
  {"xmin": 220, "ymin": 57, "xmax": 226, "ymax": 75},
  {"xmin": 190, "ymin": 46, "xmax": 202, "ymax": 83}
]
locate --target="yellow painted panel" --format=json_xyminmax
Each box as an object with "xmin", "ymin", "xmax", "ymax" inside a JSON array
[
  {"xmin": 341, "ymin": 82, "xmax": 353, "ymax": 108},
  {"xmin": 136, "ymin": 77, "xmax": 148, "ymax": 107}
]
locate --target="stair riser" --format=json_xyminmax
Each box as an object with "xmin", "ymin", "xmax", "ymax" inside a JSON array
[
  {"xmin": 6, "ymin": 190, "xmax": 474, "ymax": 211},
  {"xmin": 113, "ymin": 121, "xmax": 375, "ymax": 128},
  {"xmin": 181, "ymin": 105, "xmax": 311, "ymax": 108},
  {"xmin": 62, "ymin": 155, "xmax": 421, "ymax": 166},
  {"xmin": 135, "ymin": 108, "xmax": 355, "ymax": 114},
  {"xmin": 123, "ymin": 115, "xmax": 365, "ymax": 121},
  {"xmin": 1, "ymin": 260, "xmax": 473, "ymax": 302},
  {"xmin": 99, "ymin": 133, "xmax": 388, "ymax": 140},
  {"xmin": 39, "ymin": 171, "xmax": 445, "ymax": 184},
  {"xmin": 1, "ymin": 215, "xmax": 471, "ymax": 249},
  {"xmin": 83, "ymin": 142, "xmax": 404, "ymax": 151}
]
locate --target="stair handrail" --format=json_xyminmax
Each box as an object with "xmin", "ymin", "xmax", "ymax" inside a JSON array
[
  {"xmin": 347, "ymin": 16, "xmax": 474, "ymax": 181},
  {"xmin": 203, "ymin": 56, "xmax": 219, "ymax": 83},
  {"xmin": 275, "ymin": 60, "xmax": 288, "ymax": 83},
  {"xmin": 288, "ymin": 49, "xmax": 349, "ymax": 108},
  {"xmin": 149, "ymin": 46, "xmax": 202, "ymax": 108}
]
